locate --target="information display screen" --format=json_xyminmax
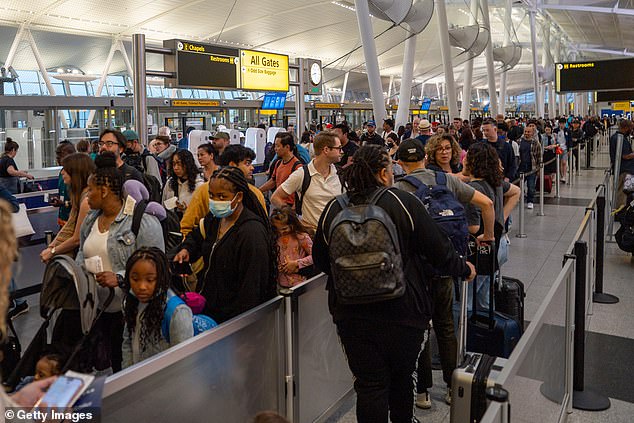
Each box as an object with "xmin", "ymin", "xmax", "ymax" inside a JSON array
[
  {"xmin": 163, "ymin": 40, "xmax": 289, "ymax": 92},
  {"xmin": 596, "ymin": 90, "xmax": 634, "ymax": 102},
  {"xmin": 420, "ymin": 98, "xmax": 431, "ymax": 111},
  {"xmin": 262, "ymin": 93, "xmax": 287, "ymax": 110},
  {"xmin": 556, "ymin": 58, "xmax": 634, "ymax": 93}
]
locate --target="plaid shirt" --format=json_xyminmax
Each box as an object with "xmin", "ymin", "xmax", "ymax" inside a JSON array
[{"xmin": 519, "ymin": 136, "xmax": 543, "ymax": 172}]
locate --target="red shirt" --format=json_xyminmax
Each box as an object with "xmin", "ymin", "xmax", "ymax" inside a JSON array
[{"xmin": 273, "ymin": 156, "xmax": 301, "ymax": 205}]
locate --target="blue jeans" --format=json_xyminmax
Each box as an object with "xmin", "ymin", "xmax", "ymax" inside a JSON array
[
  {"xmin": 525, "ymin": 173, "xmax": 537, "ymax": 203},
  {"xmin": 9, "ymin": 278, "xmax": 25, "ymax": 306}
]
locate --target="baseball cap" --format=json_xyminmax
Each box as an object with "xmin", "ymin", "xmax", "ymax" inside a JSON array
[
  {"xmin": 418, "ymin": 119, "xmax": 431, "ymax": 131},
  {"xmin": 367, "ymin": 120, "xmax": 376, "ymax": 127},
  {"xmin": 122, "ymin": 129, "xmax": 139, "ymax": 142},
  {"xmin": 213, "ymin": 132, "xmax": 229, "ymax": 140},
  {"xmin": 396, "ymin": 138, "xmax": 425, "ymax": 162}
]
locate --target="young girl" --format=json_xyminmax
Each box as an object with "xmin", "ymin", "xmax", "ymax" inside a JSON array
[
  {"xmin": 270, "ymin": 207, "xmax": 313, "ymax": 288},
  {"xmin": 122, "ymin": 247, "xmax": 193, "ymax": 368}
]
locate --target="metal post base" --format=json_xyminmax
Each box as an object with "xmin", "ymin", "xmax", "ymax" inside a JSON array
[
  {"xmin": 537, "ymin": 211, "xmax": 545, "ymax": 216},
  {"xmin": 593, "ymin": 292, "xmax": 619, "ymax": 304},
  {"xmin": 573, "ymin": 389, "xmax": 611, "ymax": 411}
]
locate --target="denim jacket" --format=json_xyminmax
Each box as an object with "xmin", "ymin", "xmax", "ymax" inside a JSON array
[{"xmin": 76, "ymin": 206, "xmax": 165, "ymax": 312}]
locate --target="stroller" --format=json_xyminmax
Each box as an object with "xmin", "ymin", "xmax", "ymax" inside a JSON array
[{"xmin": 4, "ymin": 255, "xmax": 114, "ymax": 390}]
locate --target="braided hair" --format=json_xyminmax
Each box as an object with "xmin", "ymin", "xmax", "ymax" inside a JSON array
[
  {"xmin": 341, "ymin": 145, "xmax": 391, "ymax": 194},
  {"xmin": 169, "ymin": 149, "xmax": 199, "ymax": 195},
  {"xmin": 92, "ymin": 152, "xmax": 123, "ymax": 199},
  {"xmin": 123, "ymin": 247, "xmax": 171, "ymax": 352},
  {"xmin": 210, "ymin": 166, "xmax": 278, "ymax": 298}
]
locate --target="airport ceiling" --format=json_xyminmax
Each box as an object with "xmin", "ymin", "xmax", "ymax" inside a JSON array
[{"xmin": 0, "ymin": 0, "xmax": 632, "ymax": 96}]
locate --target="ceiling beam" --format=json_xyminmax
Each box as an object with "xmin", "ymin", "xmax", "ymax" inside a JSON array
[{"xmin": 541, "ymin": 4, "xmax": 634, "ymax": 17}]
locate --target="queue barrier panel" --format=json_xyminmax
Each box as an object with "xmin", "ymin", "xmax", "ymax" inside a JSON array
[
  {"xmin": 102, "ymin": 298, "xmax": 286, "ymax": 422},
  {"xmin": 482, "ymin": 259, "xmax": 575, "ymax": 423},
  {"xmin": 291, "ymin": 275, "xmax": 354, "ymax": 423}
]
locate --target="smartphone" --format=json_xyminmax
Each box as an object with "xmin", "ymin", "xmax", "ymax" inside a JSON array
[
  {"xmin": 35, "ymin": 375, "xmax": 84, "ymax": 408},
  {"xmin": 171, "ymin": 261, "xmax": 192, "ymax": 276}
]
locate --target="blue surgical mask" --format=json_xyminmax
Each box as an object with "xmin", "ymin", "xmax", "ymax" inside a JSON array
[{"xmin": 209, "ymin": 195, "xmax": 237, "ymax": 218}]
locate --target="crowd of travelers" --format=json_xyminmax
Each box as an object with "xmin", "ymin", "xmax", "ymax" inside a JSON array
[{"xmin": 0, "ymin": 112, "xmax": 623, "ymax": 422}]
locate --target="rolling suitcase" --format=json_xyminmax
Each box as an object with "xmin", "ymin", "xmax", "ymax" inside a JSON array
[
  {"xmin": 536, "ymin": 174, "xmax": 553, "ymax": 193},
  {"xmin": 467, "ymin": 243, "xmax": 521, "ymax": 359},
  {"xmin": 495, "ymin": 276, "xmax": 525, "ymax": 332},
  {"xmin": 451, "ymin": 279, "xmax": 506, "ymax": 423}
]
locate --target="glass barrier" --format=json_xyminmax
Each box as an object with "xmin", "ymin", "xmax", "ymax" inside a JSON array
[
  {"xmin": 291, "ymin": 275, "xmax": 354, "ymax": 423},
  {"xmin": 102, "ymin": 298, "xmax": 286, "ymax": 422},
  {"xmin": 483, "ymin": 259, "xmax": 575, "ymax": 423}
]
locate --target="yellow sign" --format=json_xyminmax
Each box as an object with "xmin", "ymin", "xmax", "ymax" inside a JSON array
[
  {"xmin": 613, "ymin": 101, "xmax": 631, "ymax": 111},
  {"xmin": 259, "ymin": 109, "xmax": 278, "ymax": 115},
  {"xmin": 562, "ymin": 62, "xmax": 595, "ymax": 70},
  {"xmin": 314, "ymin": 103, "xmax": 341, "ymax": 109},
  {"xmin": 240, "ymin": 50, "xmax": 289, "ymax": 92},
  {"xmin": 412, "ymin": 110, "xmax": 429, "ymax": 115},
  {"xmin": 171, "ymin": 100, "xmax": 221, "ymax": 107},
  {"xmin": 439, "ymin": 106, "xmax": 449, "ymax": 111}
]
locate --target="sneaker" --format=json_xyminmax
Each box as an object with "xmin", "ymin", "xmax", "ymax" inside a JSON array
[
  {"xmin": 527, "ymin": 202, "xmax": 534, "ymax": 209},
  {"xmin": 445, "ymin": 386, "xmax": 452, "ymax": 405},
  {"xmin": 560, "ymin": 178, "xmax": 566, "ymax": 184},
  {"xmin": 8, "ymin": 301, "xmax": 29, "ymax": 320},
  {"xmin": 416, "ymin": 391, "xmax": 432, "ymax": 409}
]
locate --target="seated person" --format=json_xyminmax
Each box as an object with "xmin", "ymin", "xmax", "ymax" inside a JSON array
[
  {"xmin": 122, "ymin": 248, "xmax": 193, "ymax": 368},
  {"xmin": 173, "ymin": 167, "xmax": 277, "ymax": 323}
]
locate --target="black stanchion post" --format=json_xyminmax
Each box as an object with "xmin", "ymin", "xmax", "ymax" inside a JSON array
[
  {"xmin": 572, "ymin": 240, "xmax": 611, "ymax": 411},
  {"xmin": 585, "ymin": 139, "xmax": 591, "ymax": 169},
  {"xmin": 593, "ymin": 189, "xmax": 619, "ymax": 304}
]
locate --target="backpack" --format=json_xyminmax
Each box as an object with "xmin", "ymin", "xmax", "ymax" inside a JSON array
[
  {"xmin": 142, "ymin": 173, "xmax": 163, "ymax": 204},
  {"xmin": 142, "ymin": 151, "xmax": 168, "ymax": 185},
  {"xmin": 295, "ymin": 165, "xmax": 312, "ymax": 216},
  {"xmin": 615, "ymin": 201, "xmax": 634, "ymax": 253},
  {"xmin": 271, "ymin": 158, "xmax": 305, "ymax": 214},
  {"xmin": 326, "ymin": 187, "xmax": 406, "ymax": 304},
  {"xmin": 403, "ymin": 172, "xmax": 469, "ymax": 256},
  {"xmin": 132, "ymin": 199, "xmax": 183, "ymax": 253},
  {"xmin": 161, "ymin": 295, "xmax": 217, "ymax": 343},
  {"xmin": 123, "ymin": 153, "xmax": 145, "ymax": 173}
]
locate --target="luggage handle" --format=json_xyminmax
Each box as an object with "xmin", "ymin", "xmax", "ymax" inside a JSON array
[
  {"xmin": 471, "ymin": 240, "xmax": 497, "ymax": 331},
  {"xmin": 457, "ymin": 277, "xmax": 468, "ymax": 365}
]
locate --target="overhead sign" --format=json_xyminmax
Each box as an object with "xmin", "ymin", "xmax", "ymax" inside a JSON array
[
  {"xmin": 556, "ymin": 58, "xmax": 634, "ymax": 93},
  {"xmin": 420, "ymin": 98, "xmax": 432, "ymax": 111},
  {"xmin": 163, "ymin": 39, "xmax": 289, "ymax": 92},
  {"xmin": 612, "ymin": 101, "xmax": 631, "ymax": 111},
  {"xmin": 596, "ymin": 90, "xmax": 634, "ymax": 102},
  {"xmin": 171, "ymin": 100, "xmax": 221, "ymax": 107},
  {"xmin": 314, "ymin": 103, "xmax": 341, "ymax": 109},
  {"xmin": 240, "ymin": 50, "xmax": 289, "ymax": 92}
]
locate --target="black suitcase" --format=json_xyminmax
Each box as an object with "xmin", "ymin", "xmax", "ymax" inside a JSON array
[
  {"xmin": 467, "ymin": 244, "xmax": 522, "ymax": 359},
  {"xmin": 451, "ymin": 279, "xmax": 506, "ymax": 423},
  {"xmin": 495, "ymin": 276, "xmax": 525, "ymax": 332}
]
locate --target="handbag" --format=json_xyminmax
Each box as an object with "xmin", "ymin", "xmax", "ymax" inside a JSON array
[{"xmin": 12, "ymin": 203, "xmax": 35, "ymax": 238}]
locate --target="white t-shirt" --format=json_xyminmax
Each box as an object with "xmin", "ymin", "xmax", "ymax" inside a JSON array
[
  {"xmin": 83, "ymin": 219, "xmax": 113, "ymax": 273},
  {"xmin": 280, "ymin": 160, "xmax": 342, "ymax": 231}
]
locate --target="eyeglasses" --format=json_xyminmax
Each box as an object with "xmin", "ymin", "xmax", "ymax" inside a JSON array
[
  {"xmin": 328, "ymin": 145, "xmax": 343, "ymax": 151},
  {"xmin": 98, "ymin": 141, "xmax": 117, "ymax": 148},
  {"xmin": 437, "ymin": 146, "xmax": 452, "ymax": 152}
]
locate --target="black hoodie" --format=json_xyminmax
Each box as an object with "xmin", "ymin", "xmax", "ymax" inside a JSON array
[{"xmin": 181, "ymin": 207, "xmax": 275, "ymax": 323}]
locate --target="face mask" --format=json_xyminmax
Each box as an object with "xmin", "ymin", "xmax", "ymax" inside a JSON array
[{"xmin": 209, "ymin": 194, "xmax": 237, "ymax": 218}]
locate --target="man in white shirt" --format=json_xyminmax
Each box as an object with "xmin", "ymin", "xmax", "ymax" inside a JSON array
[
  {"xmin": 271, "ymin": 131, "xmax": 343, "ymax": 233},
  {"xmin": 382, "ymin": 118, "xmax": 396, "ymax": 141}
]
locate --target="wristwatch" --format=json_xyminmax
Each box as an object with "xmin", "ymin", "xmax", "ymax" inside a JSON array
[{"xmin": 50, "ymin": 246, "xmax": 56, "ymax": 256}]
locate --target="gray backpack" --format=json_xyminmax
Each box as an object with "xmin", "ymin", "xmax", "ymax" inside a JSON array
[{"xmin": 327, "ymin": 187, "xmax": 406, "ymax": 304}]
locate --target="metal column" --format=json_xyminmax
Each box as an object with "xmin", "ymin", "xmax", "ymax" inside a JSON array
[
  {"xmin": 297, "ymin": 58, "xmax": 306, "ymax": 136},
  {"xmin": 396, "ymin": 34, "xmax": 417, "ymax": 129},
  {"xmin": 480, "ymin": 0, "xmax": 498, "ymax": 117},
  {"xmin": 499, "ymin": 0, "xmax": 512, "ymax": 115},
  {"xmin": 460, "ymin": 0, "xmax": 480, "ymax": 121},
  {"xmin": 529, "ymin": 10, "xmax": 542, "ymax": 117},
  {"xmin": 387, "ymin": 75, "xmax": 395, "ymax": 105},
  {"xmin": 436, "ymin": 0, "xmax": 458, "ymax": 119},
  {"xmin": 354, "ymin": 0, "xmax": 387, "ymax": 124},
  {"xmin": 341, "ymin": 71, "xmax": 350, "ymax": 105},
  {"xmin": 132, "ymin": 34, "xmax": 148, "ymax": 145}
]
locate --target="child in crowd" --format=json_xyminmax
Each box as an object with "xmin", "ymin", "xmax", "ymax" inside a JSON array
[
  {"xmin": 14, "ymin": 353, "xmax": 64, "ymax": 392},
  {"xmin": 122, "ymin": 247, "xmax": 193, "ymax": 368},
  {"xmin": 270, "ymin": 207, "xmax": 313, "ymax": 288}
]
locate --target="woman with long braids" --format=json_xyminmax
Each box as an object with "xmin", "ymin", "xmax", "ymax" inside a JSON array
[
  {"xmin": 162, "ymin": 149, "xmax": 204, "ymax": 217},
  {"xmin": 73, "ymin": 152, "xmax": 164, "ymax": 372},
  {"xmin": 313, "ymin": 145, "xmax": 475, "ymax": 423},
  {"xmin": 173, "ymin": 166, "xmax": 277, "ymax": 323},
  {"xmin": 122, "ymin": 247, "xmax": 193, "ymax": 368}
]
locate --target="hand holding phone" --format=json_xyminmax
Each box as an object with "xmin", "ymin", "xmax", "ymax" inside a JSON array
[
  {"xmin": 171, "ymin": 260, "xmax": 192, "ymax": 276},
  {"xmin": 34, "ymin": 375, "xmax": 84, "ymax": 409}
]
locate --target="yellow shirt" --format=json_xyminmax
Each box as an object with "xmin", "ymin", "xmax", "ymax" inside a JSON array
[{"xmin": 180, "ymin": 181, "xmax": 267, "ymax": 236}]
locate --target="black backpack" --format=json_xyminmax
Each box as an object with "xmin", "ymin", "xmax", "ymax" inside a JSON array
[
  {"xmin": 141, "ymin": 151, "xmax": 168, "ymax": 185},
  {"xmin": 327, "ymin": 187, "xmax": 405, "ymax": 304},
  {"xmin": 615, "ymin": 202, "xmax": 634, "ymax": 253},
  {"xmin": 403, "ymin": 172, "xmax": 469, "ymax": 256},
  {"xmin": 132, "ymin": 200, "xmax": 183, "ymax": 253}
]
